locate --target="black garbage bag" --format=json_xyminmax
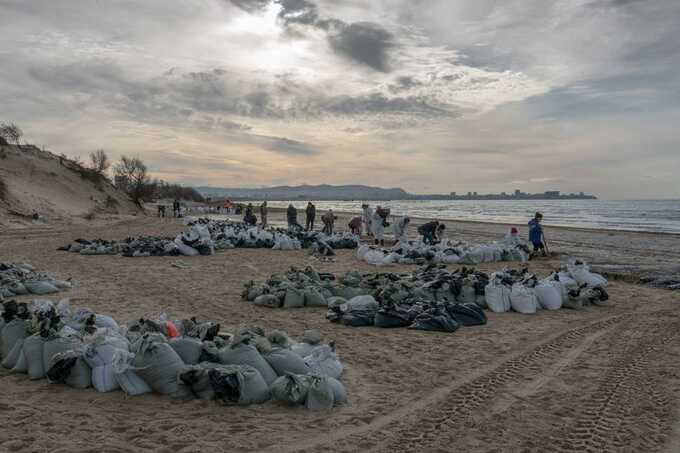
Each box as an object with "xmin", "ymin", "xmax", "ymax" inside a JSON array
[
  {"xmin": 445, "ymin": 303, "xmax": 487, "ymax": 326},
  {"xmin": 409, "ymin": 307, "xmax": 459, "ymax": 333},
  {"xmin": 374, "ymin": 302, "xmax": 415, "ymax": 328}
]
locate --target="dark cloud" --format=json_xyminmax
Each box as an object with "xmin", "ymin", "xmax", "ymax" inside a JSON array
[
  {"xmin": 228, "ymin": 0, "xmax": 270, "ymax": 12},
  {"xmin": 322, "ymin": 92, "xmax": 453, "ymax": 117},
  {"xmin": 388, "ymin": 76, "xmax": 424, "ymax": 93},
  {"xmin": 254, "ymin": 135, "xmax": 320, "ymax": 155},
  {"xmin": 327, "ymin": 22, "xmax": 394, "ymax": 72},
  {"xmin": 228, "ymin": 0, "xmax": 396, "ymax": 72}
]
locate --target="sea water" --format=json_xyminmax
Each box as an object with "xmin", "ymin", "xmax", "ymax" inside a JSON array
[{"xmin": 254, "ymin": 199, "xmax": 680, "ymax": 234}]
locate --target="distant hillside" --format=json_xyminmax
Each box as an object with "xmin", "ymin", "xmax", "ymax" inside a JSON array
[
  {"xmin": 0, "ymin": 144, "xmax": 140, "ymax": 227},
  {"xmin": 196, "ymin": 184, "xmax": 411, "ymax": 201}
]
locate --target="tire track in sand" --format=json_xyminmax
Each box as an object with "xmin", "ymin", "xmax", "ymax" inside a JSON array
[{"xmin": 271, "ymin": 312, "xmax": 634, "ymax": 453}]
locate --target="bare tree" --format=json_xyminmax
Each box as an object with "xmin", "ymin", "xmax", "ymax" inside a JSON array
[
  {"xmin": 0, "ymin": 122, "xmax": 23, "ymax": 145},
  {"xmin": 114, "ymin": 155, "xmax": 155, "ymax": 206},
  {"xmin": 89, "ymin": 149, "xmax": 111, "ymax": 175}
]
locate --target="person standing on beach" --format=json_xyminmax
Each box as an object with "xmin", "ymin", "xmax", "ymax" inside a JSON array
[
  {"xmin": 393, "ymin": 216, "xmax": 411, "ymax": 243},
  {"xmin": 528, "ymin": 212, "xmax": 547, "ymax": 257},
  {"xmin": 305, "ymin": 202, "xmax": 316, "ymax": 231},
  {"xmin": 260, "ymin": 201, "xmax": 268, "ymax": 228},
  {"xmin": 322, "ymin": 209, "xmax": 337, "ymax": 235},
  {"xmin": 362, "ymin": 204, "xmax": 373, "ymax": 237},
  {"xmin": 287, "ymin": 204, "xmax": 301, "ymax": 231},
  {"xmin": 172, "ymin": 199, "xmax": 180, "ymax": 217},
  {"xmin": 371, "ymin": 206, "xmax": 390, "ymax": 246}
]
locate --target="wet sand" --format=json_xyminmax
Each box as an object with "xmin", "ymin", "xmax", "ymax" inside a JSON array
[{"xmin": 1, "ymin": 212, "xmax": 679, "ymax": 453}]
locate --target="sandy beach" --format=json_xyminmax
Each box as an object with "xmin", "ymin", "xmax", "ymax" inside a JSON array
[{"xmin": 1, "ymin": 210, "xmax": 679, "ymax": 453}]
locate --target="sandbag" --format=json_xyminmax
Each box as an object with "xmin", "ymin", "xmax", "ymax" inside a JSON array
[
  {"xmin": 47, "ymin": 351, "xmax": 92, "ymax": 389},
  {"xmin": 485, "ymin": 282, "xmax": 511, "ymax": 313},
  {"xmin": 24, "ymin": 280, "xmax": 60, "ymax": 295},
  {"xmin": 169, "ymin": 337, "xmax": 204, "ymax": 365},
  {"xmin": 94, "ymin": 314, "xmax": 120, "ymax": 332},
  {"xmin": 209, "ymin": 365, "xmax": 270, "ymax": 405},
  {"xmin": 510, "ymin": 284, "xmax": 538, "ymax": 314},
  {"xmin": 305, "ymin": 375, "xmax": 335, "ymax": 411},
  {"xmin": 2, "ymin": 318, "xmax": 28, "ymax": 358},
  {"xmin": 132, "ymin": 334, "xmax": 187, "ymax": 397},
  {"xmin": 271, "ymin": 374, "xmax": 346, "ymax": 410},
  {"xmin": 23, "ymin": 335, "xmax": 47, "ymax": 380},
  {"xmin": 458, "ymin": 283, "xmax": 477, "ymax": 304},
  {"xmin": 271, "ymin": 373, "xmax": 308, "ymax": 405},
  {"xmin": 2, "ymin": 338, "xmax": 24, "ymax": 370},
  {"xmin": 283, "ymin": 287, "xmax": 305, "ymax": 309},
  {"xmin": 535, "ymin": 281, "xmax": 563, "ymax": 310},
  {"xmin": 409, "ymin": 309, "xmax": 459, "ymax": 332},
  {"xmin": 265, "ymin": 346, "xmax": 311, "ymax": 376},
  {"xmin": 253, "ymin": 294, "xmax": 282, "ymax": 308},
  {"xmin": 111, "ymin": 349, "xmax": 152, "ymax": 396},
  {"xmin": 84, "ymin": 335, "xmax": 131, "ymax": 393},
  {"xmin": 304, "ymin": 345, "xmax": 343, "ymax": 379},
  {"xmin": 43, "ymin": 337, "xmax": 82, "ymax": 372},
  {"xmin": 218, "ymin": 342, "xmax": 278, "ymax": 385},
  {"xmin": 446, "ymin": 303, "xmax": 487, "ymax": 326},
  {"xmin": 11, "ymin": 347, "xmax": 28, "ymax": 374},
  {"xmin": 568, "ymin": 263, "xmax": 607, "ymax": 287},
  {"xmin": 304, "ymin": 288, "xmax": 327, "ymax": 307}
]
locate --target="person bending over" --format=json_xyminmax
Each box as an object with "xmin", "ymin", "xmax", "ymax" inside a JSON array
[{"xmin": 528, "ymin": 212, "xmax": 547, "ymax": 257}]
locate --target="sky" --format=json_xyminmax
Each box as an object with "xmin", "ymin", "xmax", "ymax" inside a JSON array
[{"xmin": 0, "ymin": 0, "xmax": 678, "ymax": 199}]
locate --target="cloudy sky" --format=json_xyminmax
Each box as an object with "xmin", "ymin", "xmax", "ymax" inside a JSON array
[{"xmin": 1, "ymin": 0, "xmax": 678, "ymax": 199}]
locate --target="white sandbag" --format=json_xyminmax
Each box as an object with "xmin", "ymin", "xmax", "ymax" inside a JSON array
[
  {"xmin": 458, "ymin": 283, "xmax": 477, "ymax": 304},
  {"xmin": 23, "ymin": 335, "xmax": 46, "ymax": 380},
  {"xmin": 1, "ymin": 318, "xmax": 28, "ymax": 358},
  {"xmin": 111, "ymin": 349, "xmax": 152, "ymax": 396},
  {"xmin": 304, "ymin": 345, "xmax": 343, "ymax": 379},
  {"xmin": 175, "ymin": 238, "xmax": 199, "ymax": 256},
  {"xmin": 568, "ymin": 262, "xmax": 608, "ymax": 287},
  {"xmin": 43, "ymin": 337, "xmax": 82, "ymax": 372},
  {"xmin": 11, "ymin": 345, "xmax": 28, "ymax": 373},
  {"xmin": 218, "ymin": 342, "xmax": 278, "ymax": 385},
  {"xmin": 484, "ymin": 281, "xmax": 511, "ymax": 313},
  {"xmin": 47, "ymin": 351, "xmax": 92, "ymax": 389},
  {"xmin": 94, "ymin": 314, "xmax": 120, "ymax": 332},
  {"xmin": 510, "ymin": 284, "xmax": 538, "ymax": 314},
  {"xmin": 2, "ymin": 338, "xmax": 24, "ymax": 369},
  {"xmin": 253, "ymin": 294, "xmax": 281, "ymax": 308},
  {"xmin": 92, "ymin": 364, "xmax": 119, "ymax": 392},
  {"xmin": 283, "ymin": 287, "xmax": 305, "ymax": 309},
  {"xmin": 327, "ymin": 376, "xmax": 348, "ymax": 405},
  {"xmin": 132, "ymin": 334, "xmax": 186, "ymax": 396},
  {"xmin": 24, "ymin": 280, "xmax": 60, "ymax": 294},
  {"xmin": 169, "ymin": 337, "xmax": 203, "ymax": 365},
  {"xmin": 264, "ymin": 346, "xmax": 311, "ymax": 376},
  {"xmin": 535, "ymin": 281, "xmax": 563, "ymax": 310},
  {"xmin": 304, "ymin": 288, "xmax": 327, "ymax": 307},
  {"xmin": 345, "ymin": 295, "xmax": 379, "ymax": 312},
  {"xmin": 305, "ymin": 375, "xmax": 335, "ymax": 411}
]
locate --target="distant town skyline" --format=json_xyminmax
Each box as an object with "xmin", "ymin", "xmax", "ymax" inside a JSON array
[{"xmin": 1, "ymin": 0, "xmax": 679, "ymax": 199}]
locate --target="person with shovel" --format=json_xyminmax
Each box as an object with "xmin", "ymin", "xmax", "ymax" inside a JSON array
[{"xmin": 528, "ymin": 212, "xmax": 548, "ymax": 257}]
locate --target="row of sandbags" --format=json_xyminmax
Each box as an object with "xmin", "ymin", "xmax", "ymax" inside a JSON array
[
  {"xmin": 326, "ymin": 294, "xmax": 488, "ymax": 333},
  {"xmin": 0, "ymin": 263, "xmax": 72, "ymax": 299},
  {"xmin": 485, "ymin": 260, "xmax": 609, "ymax": 314},
  {"xmin": 192, "ymin": 218, "xmax": 359, "ymax": 252},
  {"xmin": 242, "ymin": 265, "xmax": 490, "ymax": 310},
  {"xmin": 0, "ymin": 299, "xmax": 347, "ymax": 410},
  {"xmin": 357, "ymin": 239, "xmax": 528, "ymax": 266}
]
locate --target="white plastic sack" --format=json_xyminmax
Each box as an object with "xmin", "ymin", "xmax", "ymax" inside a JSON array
[
  {"xmin": 304, "ymin": 345, "xmax": 343, "ymax": 379},
  {"xmin": 568, "ymin": 262, "xmax": 608, "ymax": 287},
  {"xmin": 535, "ymin": 281, "xmax": 563, "ymax": 310},
  {"xmin": 23, "ymin": 335, "xmax": 46, "ymax": 380},
  {"xmin": 510, "ymin": 284, "xmax": 539, "ymax": 314},
  {"xmin": 485, "ymin": 281, "xmax": 512, "ymax": 313}
]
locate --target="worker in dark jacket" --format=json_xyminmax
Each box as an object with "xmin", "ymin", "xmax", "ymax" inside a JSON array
[
  {"xmin": 305, "ymin": 202, "xmax": 316, "ymax": 231},
  {"xmin": 418, "ymin": 221, "xmax": 445, "ymax": 244},
  {"xmin": 287, "ymin": 204, "xmax": 301, "ymax": 231}
]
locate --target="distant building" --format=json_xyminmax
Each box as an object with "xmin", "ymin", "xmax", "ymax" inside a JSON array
[
  {"xmin": 473, "ymin": 192, "xmax": 478, "ymax": 196},
  {"xmin": 501, "ymin": 192, "xmax": 507, "ymax": 196},
  {"xmin": 544, "ymin": 191, "xmax": 560, "ymax": 197},
  {"xmin": 467, "ymin": 192, "xmax": 472, "ymax": 197},
  {"xmin": 450, "ymin": 192, "xmax": 457, "ymax": 197}
]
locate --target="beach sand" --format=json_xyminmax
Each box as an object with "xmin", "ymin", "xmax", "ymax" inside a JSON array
[{"xmin": 1, "ymin": 211, "xmax": 679, "ymax": 452}]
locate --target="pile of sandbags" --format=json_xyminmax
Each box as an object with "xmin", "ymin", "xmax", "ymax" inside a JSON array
[
  {"xmin": 0, "ymin": 300, "xmax": 347, "ymax": 410},
  {"xmin": 357, "ymin": 238, "xmax": 527, "ymax": 267},
  {"xmin": 0, "ymin": 263, "xmax": 72, "ymax": 299},
  {"xmin": 242, "ymin": 266, "xmax": 338, "ymax": 309},
  {"xmin": 484, "ymin": 260, "xmax": 609, "ymax": 314}
]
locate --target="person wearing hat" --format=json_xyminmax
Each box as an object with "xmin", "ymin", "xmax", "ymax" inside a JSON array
[{"xmin": 528, "ymin": 212, "xmax": 547, "ymax": 256}]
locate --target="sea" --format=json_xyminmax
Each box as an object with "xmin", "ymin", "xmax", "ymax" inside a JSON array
[{"xmin": 253, "ymin": 199, "xmax": 680, "ymax": 234}]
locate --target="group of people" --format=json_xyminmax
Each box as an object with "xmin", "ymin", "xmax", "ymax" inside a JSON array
[
  {"xmin": 285, "ymin": 203, "xmax": 338, "ymax": 234},
  {"xmin": 236, "ymin": 200, "xmax": 549, "ymax": 258},
  {"xmin": 157, "ymin": 199, "xmax": 183, "ymax": 218}
]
